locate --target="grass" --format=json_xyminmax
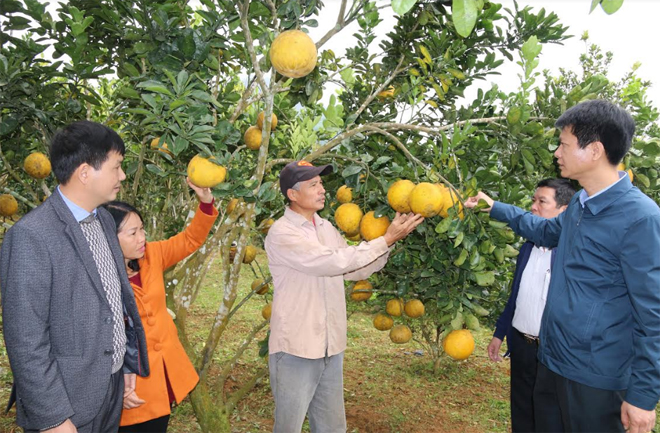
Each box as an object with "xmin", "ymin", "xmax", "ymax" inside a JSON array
[{"xmin": 1, "ymin": 252, "xmax": 659, "ymax": 432}]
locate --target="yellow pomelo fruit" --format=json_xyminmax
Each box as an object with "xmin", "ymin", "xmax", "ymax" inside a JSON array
[
  {"xmin": 437, "ymin": 184, "xmax": 463, "ymax": 219},
  {"xmin": 373, "ymin": 313, "xmax": 394, "ymax": 331},
  {"xmin": 227, "ymin": 198, "xmax": 240, "ymax": 214},
  {"xmin": 335, "ymin": 203, "xmax": 363, "ymax": 236},
  {"xmin": 262, "ymin": 303, "xmax": 272, "ymax": 321},
  {"xmin": 187, "ymin": 155, "xmax": 227, "ymax": 188},
  {"xmin": 336, "ymin": 185, "xmax": 353, "ymax": 204},
  {"xmin": 150, "ymin": 137, "xmax": 173, "ymax": 156},
  {"xmin": 409, "ymin": 182, "xmax": 443, "ymax": 217},
  {"xmin": 257, "ymin": 112, "xmax": 278, "ymax": 131},
  {"xmin": 443, "ymin": 329, "xmax": 475, "ymax": 360},
  {"xmin": 24, "ymin": 152, "xmax": 51, "ymax": 179},
  {"xmin": 243, "ymin": 245, "xmax": 257, "ymax": 264},
  {"xmin": 389, "ymin": 324, "xmax": 412, "ymax": 344},
  {"xmin": 617, "ymin": 163, "xmax": 626, "ymax": 171},
  {"xmin": 627, "ymin": 169, "xmax": 634, "ymax": 182},
  {"xmin": 387, "ymin": 179, "xmax": 416, "ymax": 213},
  {"xmin": 252, "ymin": 278, "xmax": 270, "ymax": 295},
  {"xmin": 404, "ymin": 299, "xmax": 425, "ymax": 318},
  {"xmin": 244, "ymin": 125, "xmax": 262, "ymax": 150},
  {"xmin": 0, "ymin": 194, "xmax": 18, "ymax": 217},
  {"xmin": 269, "ymin": 29, "xmax": 317, "ymax": 79},
  {"xmin": 377, "ymin": 86, "xmax": 395, "ymax": 99},
  {"xmin": 386, "ymin": 298, "xmax": 404, "ymax": 317},
  {"xmin": 350, "ymin": 280, "xmax": 373, "ymax": 302},
  {"xmin": 346, "ymin": 232, "xmax": 361, "ymax": 242},
  {"xmin": 360, "ymin": 211, "xmax": 391, "ymax": 241},
  {"xmin": 260, "ymin": 218, "xmax": 275, "ymax": 234}
]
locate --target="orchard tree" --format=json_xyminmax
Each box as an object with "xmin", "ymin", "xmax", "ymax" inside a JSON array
[{"xmin": 1, "ymin": 0, "xmax": 657, "ymax": 431}]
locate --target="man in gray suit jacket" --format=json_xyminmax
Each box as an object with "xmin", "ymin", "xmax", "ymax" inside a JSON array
[{"xmin": 0, "ymin": 121, "xmax": 149, "ymax": 433}]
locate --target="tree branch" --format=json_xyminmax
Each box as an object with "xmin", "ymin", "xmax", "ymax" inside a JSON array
[{"xmin": 239, "ymin": 0, "xmax": 269, "ymax": 93}]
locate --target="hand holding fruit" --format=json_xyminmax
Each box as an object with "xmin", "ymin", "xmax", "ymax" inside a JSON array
[
  {"xmin": 186, "ymin": 177, "xmax": 214, "ymax": 204},
  {"xmin": 464, "ymin": 191, "xmax": 494, "ymax": 212},
  {"xmin": 383, "ymin": 212, "xmax": 424, "ymax": 246}
]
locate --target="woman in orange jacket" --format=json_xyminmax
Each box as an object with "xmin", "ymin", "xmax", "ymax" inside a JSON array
[{"xmin": 103, "ymin": 178, "xmax": 218, "ymax": 432}]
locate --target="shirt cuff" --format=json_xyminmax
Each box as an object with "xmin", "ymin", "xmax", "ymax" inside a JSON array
[{"xmin": 199, "ymin": 200, "xmax": 215, "ymax": 215}]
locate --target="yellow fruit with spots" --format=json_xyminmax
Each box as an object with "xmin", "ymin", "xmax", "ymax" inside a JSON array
[
  {"xmin": 243, "ymin": 245, "xmax": 258, "ymax": 264},
  {"xmin": 335, "ymin": 203, "xmax": 363, "ymax": 236},
  {"xmin": 336, "ymin": 185, "xmax": 353, "ymax": 204},
  {"xmin": 437, "ymin": 184, "xmax": 464, "ymax": 219},
  {"xmin": 387, "ymin": 179, "xmax": 416, "ymax": 213},
  {"xmin": 150, "ymin": 137, "xmax": 173, "ymax": 156},
  {"xmin": 260, "ymin": 218, "xmax": 275, "ymax": 234},
  {"xmin": 252, "ymin": 278, "xmax": 269, "ymax": 295},
  {"xmin": 0, "ymin": 194, "xmax": 18, "ymax": 217},
  {"xmin": 346, "ymin": 232, "xmax": 361, "ymax": 242},
  {"xmin": 389, "ymin": 324, "xmax": 412, "ymax": 344},
  {"xmin": 404, "ymin": 299, "xmax": 425, "ymax": 318},
  {"xmin": 377, "ymin": 86, "xmax": 395, "ymax": 99},
  {"xmin": 257, "ymin": 112, "xmax": 278, "ymax": 131},
  {"xmin": 269, "ymin": 30, "xmax": 318, "ymax": 79},
  {"xmin": 409, "ymin": 182, "xmax": 443, "ymax": 217},
  {"xmin": 262, "ymin": 303, "xmax": 272, "ymax": 321},
  {"xmin": 187, "ymin": 155, "xmax": 227, "ymax": 188},
  {"xmin": 227, "ymin": 198, "xmax": 240, "ymax": 214},
  {"xmin": 373, "ymin": 313, "xmax": 394, "ymax": 331},
  {"xmin": 386, "ymin": 298, "xmax": 404, "ymax": 317},
  {"xmin": 443, "ymin": 329, "xmax": 475, "ymax": 360},
  {"xmin": 350, "ymin": 280, "xmax": 373, "ymax": 302},
  {"xmin": 244, "ymin": 125, "xmax": 262, "ymax": 150},
  {"xmin": 24, "ymin": 152, "xmax": 51, "ymax": 179},
  {"xmin": 360, "ymin": 211, "xmax": 390, "ymax": 241}
]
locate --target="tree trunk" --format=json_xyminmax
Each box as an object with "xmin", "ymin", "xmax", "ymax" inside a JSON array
[{"xmin": 189, "ymin": 382, "xmax": 231, "ymax": 433}]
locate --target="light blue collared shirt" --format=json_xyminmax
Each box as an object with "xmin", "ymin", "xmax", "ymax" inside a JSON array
[
  {"xmin": 579, "ymin": 171, "xmax": 627, "ymax": 207},
  {"xmin": 57, "ymin": 186, "xmax": 96, "ymax": 222}
]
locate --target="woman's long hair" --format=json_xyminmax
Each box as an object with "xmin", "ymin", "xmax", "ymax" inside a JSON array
[{"xmin": 102, "ymin": 201, "xmax": 144, "ymax": 273}]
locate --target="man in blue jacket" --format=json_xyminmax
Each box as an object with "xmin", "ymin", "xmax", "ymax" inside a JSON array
[
  {"xmin": 466, "ymin": 100, "xmax": 659, "ymax": 433},
  {"xmin": 487, "ymin": 178, "xmax": 575, "ymax": 432}
]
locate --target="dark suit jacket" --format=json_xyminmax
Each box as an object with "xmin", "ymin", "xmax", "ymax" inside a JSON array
[
  {"xmin": 0, "ymin": 191, "xmax": 149, "ymax": 430},
  {"xmin": 493, "ymin": 241, "xmax": 555, "ymax": 355}
]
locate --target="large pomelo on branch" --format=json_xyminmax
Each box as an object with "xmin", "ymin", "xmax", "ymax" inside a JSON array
[
  {"xmin": 187, "ymin": 155, "xmax": 227, "ymax": 188},
  {"xmin": 24, "ymin": 152, "xmax": 51, "ymax": 179},
  {"xmin": 269, "ymin": 29, "xmax": 317, "ymax": 79},
  {"xmin": 360, "ymin": 211, "xmax": 390, "ymax": 241},
  {"xmin": 0, "ymin": 194, "xmax": 18, "ymax": 217},
  {"xmin": 389, "ymin": 324, "xmax": 412, "ymax": 344},
  {"xmin": 257, "ymin": 112, "xmax": 278, "ymax": 131},
  {"xmin": 350, "ymin": 280, "xmax": 373, "ymax": 302},
  {"xmin": 244, "ymin": 125, "xmax": 262, "ymax": 150},
  {"xmin": 409, "ymin": 182, "xmax": 443, "ymax": 217},
  {"xmin": 443, "ymin": 329, "xmax": 475, "ymax": 360},
  {"xmin": 334, "ymin": 203, "xmax": 363, "ymax": 236},
  {"xmin": 387, "ymin": 179, "xmax": 416, "ymax": 213}
]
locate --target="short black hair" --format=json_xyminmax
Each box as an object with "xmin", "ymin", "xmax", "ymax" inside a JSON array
[
  {"xmin": 536, "ymin": 178, "xmax": 576, "ymax": 207},
  {"xmin": 102, "ymin": 200, "xmax": 143, "ymax": 272},
  {"xmin": 50, "ymin": 120, "xmax": 126, "ymax": 184},
  {"xmin": 555, "ymin": 99, "xmax": 635, "ymax": 165}
]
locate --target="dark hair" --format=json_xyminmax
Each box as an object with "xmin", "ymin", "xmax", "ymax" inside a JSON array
[
  {"xmin": 50, "ymin": 120, "xmax": 126, "ymax": 185},
  {"xmin": 536, "ymin": 178, "xmax": 576, "ymax": 207},
  {"xmin": 555, "ymin": 99, "xmax": 635, "ymax": 165},
  {"xmin": 102, "ymin": 200, "xmax": 143, "ymax": 273}
]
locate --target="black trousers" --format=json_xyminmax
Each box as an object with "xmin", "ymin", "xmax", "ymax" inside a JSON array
[
  {"xmin": 118, "ymin": 414, "xmax": 170, "ymax": 433},
  {"xmin": 25, "ymin": 370, "xmax": 124, "ymax": 433},
  {"xmin": 510, "ymin": 328, "xmax": 539, "ymax": 433},
  {"xmin": 534, "ymin": 362, "xmax": 626, "ymax": 433}
]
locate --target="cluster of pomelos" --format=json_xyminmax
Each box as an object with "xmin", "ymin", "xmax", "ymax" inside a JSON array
[
  {"xmin": 0, "ymin": 152, "xmax": 52, "ymax": 218},
  {"xmin": 244, "ymin": 111, "xmax": 277, "ymax": 151}
]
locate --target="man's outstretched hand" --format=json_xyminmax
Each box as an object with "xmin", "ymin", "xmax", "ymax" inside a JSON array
[
  {"xmin": 383, "ymin": 213, "xmax": 425, "ymax": 246},
  {"xmin": 464, "ymin": 191, "xmax": 494, "ymax": 213}
]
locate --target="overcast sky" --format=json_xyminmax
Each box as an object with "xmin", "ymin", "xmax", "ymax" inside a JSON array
[{"xmin": 307, "ymin": 0, "xmax": 660, "ymax": 108}]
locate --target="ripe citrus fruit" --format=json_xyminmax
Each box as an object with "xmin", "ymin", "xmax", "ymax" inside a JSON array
[
  {"xmin": 386, "ymin": 298, "xmax": 404, "ymax": 317},
  {"xmin": 150, "ymin": 137, "xmax": 173, "ymax": 156},
  {"xmin": 350, "ymin": 280, "xmax": 373, "ymax": 302},
  {"xmin": 257, "ymin": 112, "xmax": 278, "ymax": 131},
  {"xmin": 409, "ymin": 182, "xmax": 443, "ymax": 217},
  {"xmin": 377, "ymin": 86, "xmax": 395, "ymax": 99},
  {"xmin": 187, "ymin": 155, "xmax": 227, "ymax": 188},
  {"xmin": 336, "ymin": 185, "xmax": 353, "ymax": 204},
  {"xmin": 243, "ymin": 245, "xmax": 257, "ymax": 264},
  {"xmin": 252, "ymin": 278, "xmax": 269, "ymax": 295},
  {"xmin": 226, "ymin": 198, "xmax": 240, "ymax": 214},
  {"xmin": 437, "ymin": 184, "xmax": 463, "ymax": 219},
  {"xmin": 24, "ymin": 152, "xmax": 51, "ymax": 179},
  {"xmin": 390, "ymin": 324, "xmax": 412, "ymax": 344},
  {"xmin": 373, "ymin": 313, "xmax": 394, "ymax": 331},
  {"xmin": 335, "ymin": 203, "xmax": 363, "ymax": 236},
  {"xmin": 360, "ymin": 211, "xmax": 390, "ymax": 241},
  {"xmin": 404, "ymin": 299, "xmax": 425, "ymax": 318},
  {"xmin": 346, "ymin": 232, "xmax": 361, "ymax": 242},
  {"xmin": 269, "ymin": 29, "xmax": 317, "ymax": 78},
  {"xmin": 0, "ymin": 194, "xmax": 18, "ymax": 217},
  {"xmin": 387, "ymin": 179, "xmax": 416, "ymax": 213},
  {"xmin": 260, "ymin": 218, "xmax": 275, "ymax": 234},
  {"xmin": 244, "ymin": 125, "xmax": 262, "ymax": 150},
  {"xmin": 262, "ymin": 303, "xmax": 272, "ymax": 321},
  {"xmin": 443, "ymin": 329, "xmax": 475, "ymax": 360}
]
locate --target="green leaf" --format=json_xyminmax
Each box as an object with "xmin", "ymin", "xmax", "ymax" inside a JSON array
[
  {"xmin": 589, "ymin": 0, "xmax": 600, "ymax": 13},
  {"xmin": 453, "ymin": 248, "xmax": 468, "ymax": 266},
  {"xmin": 342, "ymin": 165, "xmax": 363, "ymax": 177},
  {"xmin": 391, "ymin": 0, "xmax": 418, "ymax": 15},
  {"xmin": 521, "ymin": 36, "xmax": 542, "ymax": 62},
  {"xmin": 453, "ymin": 0, "xmax": 478, "ymax": 38},
  {"xmin": 600, "ymin": 0, "xmax": 623, "ymax": 14},
  {"xmin": 339, "ymin": 68, "xmax": 355, "ymax": 85},
  {"xmin": 453, "ymin": 231, "xmax": 464, "ymax": 248},
  {"xmin": 450, "ymin": 312, "xmax": 464, "ymax": 330},
  {"xmin": 474, "ymin": 270, "xmax": 495, "ymax": 286},
  {"xmin": 435, "ymin": 217, "xmax": 453, "ymax": 234}
]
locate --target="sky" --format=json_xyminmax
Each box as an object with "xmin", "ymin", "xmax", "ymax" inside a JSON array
[{"xmin": 307, "ymin": 0, "xmax": 660, "ymax": 108}]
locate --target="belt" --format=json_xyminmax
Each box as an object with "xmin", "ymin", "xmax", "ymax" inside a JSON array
[{"xmin": 516, "ymin": 329, "xmax": 539, "ymax": 344}]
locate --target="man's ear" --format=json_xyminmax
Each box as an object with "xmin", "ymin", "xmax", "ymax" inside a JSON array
[
  {"xmin": 76, "ymin": 163, "xmax": 91, "ymax": 185},
  {"xmin": 590, "ymin": 141, "xmax": 606, "ymax": 162},
  {"xmin": 286, "ymin": 188, "xmax": 297, "ymax": 203},
  {"xmin": 557, "ymin": 204, "xmax": 568, "ymax": 214}
]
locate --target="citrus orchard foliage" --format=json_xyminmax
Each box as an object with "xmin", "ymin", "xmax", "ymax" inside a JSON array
[{"xmin": 1, "ymin": 0, "xmax": 659, "ymax": 431}]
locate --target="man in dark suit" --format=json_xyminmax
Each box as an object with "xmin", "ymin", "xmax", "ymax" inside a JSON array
[
  {"xmin": 487, "ymin": 178, "xmax": 575, "ymax": 432},
  {"xmin": 0, "ymin": 121, "xmax": 149, "ymax": 433}
]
